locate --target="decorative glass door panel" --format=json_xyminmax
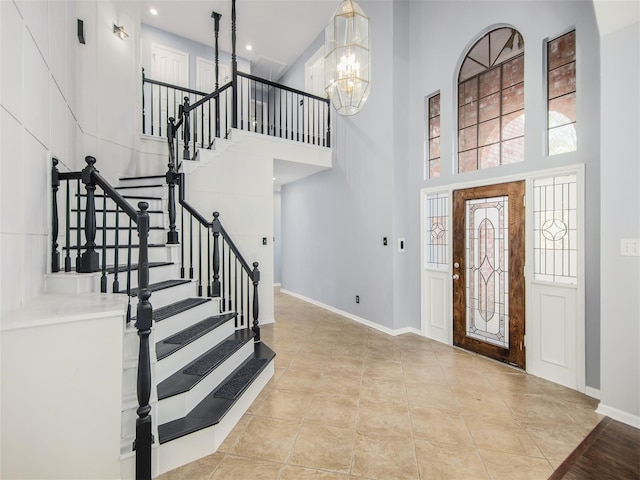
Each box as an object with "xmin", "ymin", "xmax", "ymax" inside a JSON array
[
  {"xmin": 466, "ymin": 196, "xmax": 509, "ymax": 348},
  {"xmin": 453, "ymin": 181, "xmax": 525, "ymax": 368}
]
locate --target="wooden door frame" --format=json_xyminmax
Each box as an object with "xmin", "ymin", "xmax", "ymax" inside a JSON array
[{"xmin": 452, "ymin": 181, "xmax": 526, "ymax": 368}]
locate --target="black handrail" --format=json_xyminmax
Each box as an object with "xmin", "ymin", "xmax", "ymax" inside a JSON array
[
  {"xmin": 237, "ymin": 71, "xmax": 329, "ymax": 102},
  {"xmin": 165, "ymin": 121, "xmax": 261, "ymax": 339},
  {"xmin": 51, "ymin": 156, "xmax": 154, "ymax": 480}
]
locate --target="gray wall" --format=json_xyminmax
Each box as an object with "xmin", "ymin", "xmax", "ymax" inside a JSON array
[
  {"xmin": 279, "ymin": 1, "xmax": 603, "ymax": 389},
  {"xmin": 274, "ymin": 190, "xmax": 282, "ymax": 285},
  {"xmin": 599, "ymin": 20, "xmax": 639, "ymax": 419}
]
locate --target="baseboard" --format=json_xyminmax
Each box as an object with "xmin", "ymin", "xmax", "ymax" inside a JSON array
[
  {"xmin": 585, "ymin": 386, "xmax": 600, "ymax": 400},
  {"xmin": 279, "ymin": 289, "xmax": 421, "ymax": 337},
  {"xmin": 274, "ymin": 283, "xmax": 281, "ymax": 288},
  {"xmin": 596, "ymin": 403, "xmax": 640, "ymax": 428}
]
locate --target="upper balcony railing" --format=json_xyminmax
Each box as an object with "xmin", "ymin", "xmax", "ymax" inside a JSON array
[{"xmin": 142, "ymin": 69, "xmax": 331, "ymax": 154}]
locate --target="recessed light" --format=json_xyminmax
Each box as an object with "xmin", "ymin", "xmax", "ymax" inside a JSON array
[
  {"xmin": 149, "ymin": 8, "xmax": 158, "ymax": 15},
  {"xmin": 246, "ymin": 44, "xmax": 253, "ymax": 51},
  {"xmin": 273, "ymin": 177, "xmax": 276, "ymax": 181}
]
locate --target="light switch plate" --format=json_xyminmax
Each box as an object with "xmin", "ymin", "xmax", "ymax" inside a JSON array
[{"xmin": 620, "ymin": 239, "xmax": 640, "ymax": 256}]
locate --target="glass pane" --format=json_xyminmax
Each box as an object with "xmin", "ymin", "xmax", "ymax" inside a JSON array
[
  {"xmin": 425, "ymin": 192, "xmax": 448, "ymax": 269},
  {"xmin": 549, "ymin": 62, "xmax": 576, "ymax": 99},
  {"xmin": 502, "ymin": 55, "xmax": 524, "ymax": 87},
  {"xmin": 459, "ymin": 126, "xmax": 478, "ymax": 151},
  {"xmin": 459, "ymin": 102, "xmax": 478, "ymax": 129},
  {"xmin": 501, "ymin": 137, "xmax": 525, "ymax": 164},
  {"xmin": 533, "ymin": 174, "xmax": 578, "ymax": 283},
  {"xmin": 429, "ymin": 137, "xmax": 441, "ymax": 159},
  {"xmin": 430, "ymin": 114, "xmax": 441, "ymax": 139},
  {"xmin": 548, "ymin": 93, "xmax": 576, "ymax": 127},
  {"xmin": 548, "ymin": 31, "xmax": 575, "ymax": 70},
  {"xmin": 502, "ymin": 111, "xmax": 525, "ymax": 140},
  {"xmin": 429, "ymin": 94, "xmax": 441, "ymax": 117},
  {"xmin": 549, "ymin": 124, "xmax": 577, "ymax": 155},
  {"xmin": 479, "ymin": 92, "xmax": 500, "ymax": 123},
  {"xmin": 479, "ymin": 144, "xmax": 500, "ymax": 169},
  {"xmin": 502, "ymin": 83, "xmax": 524, "ymax": 114},
  {"xmin": 463, "ymin": 77, "xmax": 478, "ymax": 105},
  {"xmin": 465, "ymin": 196, "xmax": 509, "ymax": 348},
  {"xmin": 429, "ymin": 158, "xmax": 441, "ymax": 179},
  {"xmin": 478, "ymin": 118, "xmax": 500, "ymax": 147},
  {"xmin": 458, "ymin": 150, "xmax": 478, "ymax": 173},
  {"xmin": 479, "ymin": 67, "xmax": 501, "ymax": 98}
]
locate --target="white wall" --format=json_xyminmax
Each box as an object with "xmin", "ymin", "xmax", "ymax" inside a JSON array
[
  {"xmin": 274, "ymin": 190, "xmax": 282, "ymax": 284},
  {"xmin": 597, "ymin": 15, "xmax": 640, "ymax": 425}
]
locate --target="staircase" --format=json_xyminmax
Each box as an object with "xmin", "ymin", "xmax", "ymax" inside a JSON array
[{"xmin": 49, "ymin": 159, "xmax": 275, "ymax": 478}]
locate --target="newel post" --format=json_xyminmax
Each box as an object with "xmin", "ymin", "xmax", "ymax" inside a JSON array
[
  {"xmin": 212, "ymin": 11, "xmax": 222, "ymax": 138},
  {"xmin": 134, "ymin": 201, "xmax": 153, "ymax": 480},
  {"xmin": 211, "ymin": 212, "xmax": 221, "ymax": 297},
  {"xmin": 79, "ymin": 156, "xmax": 99, "ymax": 273},
  {"xmin": 51, "ymin": 158, "xmax": 60, "ymax": 272},
  {"xmin": 252, "ymin": 262, "xmax": 260, "ymax": 341},
  {"xmin": 231, "ymin": 0, "xmax": 238, "ymax": 129}
]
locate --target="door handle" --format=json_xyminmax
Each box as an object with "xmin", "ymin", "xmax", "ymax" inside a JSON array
[{"xmin": 452, "ymin": 274, "xmax": 460, "ymax": 280}]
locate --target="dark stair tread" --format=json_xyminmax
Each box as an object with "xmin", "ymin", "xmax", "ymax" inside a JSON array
[
  {"xmin": 119, "ymin": 175, "xmax": 166, "ymax": 181},
  {"xmin": 69, "ymin": 225, "xmax": 164, "ymax": 230},
  {"xmin": 65, "ymin": 243, "xmax": 166, "ymax": 250},
  {"xmin": 156, "ymin": 312, "xmax": 237, "ymax": 360},
  {"xmin": 106, "ymin": 261, "xmax": 173, "ymax": 274},
  {"xmin": 131, "ymin": 297, "xmax": 211, "ymax": 323},
  {"xmin": 115, "ymin": 184, "xmax": 164, "ymax": 190},
  {"xmin": 158, "ymin": 342, "xmax": 275, "ymax": 444},
  {"xmin": 71, "ymin": 208, "xmax": 164, "ymax": 214},
  {"xmin": 125, "ymin": 279, "xmax": 191, "ymax": 297},
  {"xmin": 157, "ymin": 330, "xmax": 254, "ymax": 400}
]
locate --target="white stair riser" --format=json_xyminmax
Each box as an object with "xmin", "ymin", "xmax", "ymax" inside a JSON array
[
  {"xmin": 75, "ymin": 228, "xmax": 168, "ymax": 246},
  {"xmin": 115, "ymin": 186, "xmax": 167, "ymax": 199},
  {"xmin": 78, "ymin": 196, "xmax": 165, "ymax": 212},
  {"xmin": 132, "ymin": 281, "xmax": 196, "ymax": 310},
  {"xmin": 157, "ymin": 340, "xmax": 255, "ymax": 425},
  {"xmin": 157, "ymin": 360, "xmax": 274, "ymax": 475},
  {"xmin": 156, "ymin": 320, "xmax": 235, "ymax": 383},
  {"xmin": 92, "ymin": 246, "xmax": 172, "ymax": 267},
  {"xmin": 104, "ymin": 264, "xmax": 179, "ymax": 292},
  {"xmin": 118, "ymin": 176, "xmax": 166, "ymax": 187},
  {"xmin": 67, "ymin": 211, "xmax": 167, "ymax": 228},
  {"xmin": 154, "ymin": 299, "xmax": 222, "ymax": 341}
]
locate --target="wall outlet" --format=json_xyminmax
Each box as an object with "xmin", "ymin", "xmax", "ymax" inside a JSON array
[
  {"xmin": 355, "ymin": 295, "xmax": 360, "ymax": 303},
  {"xmin": 620, "ymin": 238, "xmax": 640, "ymax": 256}
]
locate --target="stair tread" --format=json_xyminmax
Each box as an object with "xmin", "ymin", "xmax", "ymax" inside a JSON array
[
  {"xmin": 157, "ymin": 330, "xmax": 254, "ymax": 400},
  {"xmin": 149, "ymin": 297, "xmax": 212, "ymax": 322},
  {"xmin": 69, "ymin": 225, "xmax": 165, "ymax": 230},
  {"xmin": 156, "ymin": 312, "xmax": 237, "ymax": 360},
  {"xmin": 158, "ymin": 342, "xmax": 275, "ymax": 445},
  {"xmin": 125, "ymin": 279, "xmax": 191, "ymax": 296},
  {"xmin": 71, "ymin": 208, "xmax": 164, "ymax": 213},
  {"xmin": 106, "ymin": 261, "xmax": 173, "ymax": 274},
  {"xmin": 65, "ymin": 243, "xmax": 166, "ymax": 250},
  {"xmin": 115, "ymin": 184, "xmax": 164, "ymax": 190},
  {"xmin": 119, "ymin": 175, "xmax": 166, "ymax": 181}
]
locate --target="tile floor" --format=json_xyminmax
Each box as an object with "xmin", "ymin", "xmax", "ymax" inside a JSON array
[{"xmin": 158, "ymin": 290, "xmax": 603, "ymax": 480}]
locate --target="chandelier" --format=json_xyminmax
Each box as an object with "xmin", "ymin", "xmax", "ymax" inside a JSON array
[{"xmin": 324, "ymin": 0, "xmax": 370, "ymax": 116}]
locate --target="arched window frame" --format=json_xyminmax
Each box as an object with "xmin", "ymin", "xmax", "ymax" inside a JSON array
[{"xmin": 457, "ymin": 27, "xmax": 526, "ymax": 173}]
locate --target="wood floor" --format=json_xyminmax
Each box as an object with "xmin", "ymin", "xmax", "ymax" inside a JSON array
[{"xmin": 549, "ymin": 417, "xmax": 640, "ymax": 480}]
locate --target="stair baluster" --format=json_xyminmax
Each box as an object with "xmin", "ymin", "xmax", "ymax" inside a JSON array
[
  {"xmin": 101, "ymin": 195, "xmax": 107, "ymax": 293},
  {"xmin": 75, "ymin": 179, "xmax": 81, "ymax": 272},
  {"xmin": 51, "ymin": 158, "xmax": 60, "ymax": 272},
  {"xmin": 79, "ymin": 156, "xmax": 99, "ymax": 273},
  {"xmin": 113, "ymin": 204, "xmax": 120, "ymax": 293},
  {"xmin": 212, "ymin": 212, "xmax": 221, "ymax": 297}
]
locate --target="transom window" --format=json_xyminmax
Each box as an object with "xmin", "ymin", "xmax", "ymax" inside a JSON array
[{"xmin": 458, "ymin": 27, "xmax": 525, "ymax": 173}]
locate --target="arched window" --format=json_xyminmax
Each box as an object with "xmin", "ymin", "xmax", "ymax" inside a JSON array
[{"xmin": 458, "ymin": 27, "xmax": 525, "ymax": 173}]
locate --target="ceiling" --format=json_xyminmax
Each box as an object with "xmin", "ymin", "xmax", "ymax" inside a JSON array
[{"xmin": 140, "ymin": 0, "xmax": 337, "ymax": 80}]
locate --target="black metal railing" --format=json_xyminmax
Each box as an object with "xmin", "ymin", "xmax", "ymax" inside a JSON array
[
  {"xmin": 142, "ymin": 69, "xmax": 331, "ymax": 160},
  {"xmin": 52, "ymin": 156, "xmax": 154, "ymax": 480},
  {"xmin": 166, "ymin": 128, "xmax": 261, "ymax": 340}
]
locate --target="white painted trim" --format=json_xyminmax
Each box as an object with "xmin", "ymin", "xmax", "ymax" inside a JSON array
[
  {"xmin": 596, "ymin": 403, "xmax": 640, "ymax": 428},
  {"xmin": 280, "ymin": 289, "xmax": 421, "ymax": 337},
  {"xmin": 274, "ymin": 283, "xmax": 282, "ymax": 287},
  {"xmin": 585, "ymin": 386, "xmax": 601, "ymax": 400}
]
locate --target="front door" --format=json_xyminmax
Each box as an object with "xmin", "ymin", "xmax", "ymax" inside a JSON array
[{"xmin": 452, "ymin": 181, "xmax": 525, "ymax": 368}]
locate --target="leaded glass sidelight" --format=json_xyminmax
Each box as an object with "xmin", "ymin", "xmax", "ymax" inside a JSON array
[
  {"xmin": 533, "ymin": 174, "xmax": 578, "ymax": 283},
  {"xmin": 425, "ymin": 192, "xmax": 448, "ymax": 269},
  {"xmin": 547, "ymin": 30, "xmax": 577, "ymax": 155},
  {"xmin": 465, "ymin": 196, "xmax": 509, "ymax": 348},
  {"xmin": 458, "ymin": 27, "xmax": 525, "ymax": 173}
]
